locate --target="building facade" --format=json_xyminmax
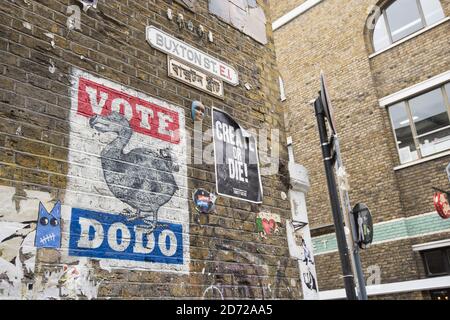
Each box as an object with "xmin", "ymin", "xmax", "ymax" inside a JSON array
[
  {"xmin": 0, "ymin": 0, "xmax": 303, "ymax": 300},
  {"xmin": 272, "ymin": 0, "xmax": 450, "ymax": 299}
]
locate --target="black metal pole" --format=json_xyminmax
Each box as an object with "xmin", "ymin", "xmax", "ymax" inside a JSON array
[{"xmin": 314, "ymin": 97, "xmax": 358, "ymax": 300}]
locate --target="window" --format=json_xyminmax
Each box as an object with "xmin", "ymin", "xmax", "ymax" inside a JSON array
[
  {"xmin": 421, "ymin": 247, "xmax": 450, "ymax": 277},
  {"xmin": 388, "ymin": 83, "xmax": 450, "ymax": 164},
  {"xmin": 430, "ymin": 289, "xmax": 450, "ymax": 300},
  {"xmin": 372, "ymin": 0, "xmax": 445, "ymax": 52},
  {"xmin": 421, "ymin": 247, "xmax": 450, "ymax": 300}
]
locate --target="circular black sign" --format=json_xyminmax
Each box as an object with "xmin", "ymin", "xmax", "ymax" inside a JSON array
[{"xmin": 352, "ymin": 203, "xmax": 373, "ymax": 249}]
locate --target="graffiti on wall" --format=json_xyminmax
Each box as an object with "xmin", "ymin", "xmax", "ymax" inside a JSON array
[
  {"xmin": 200, "ymin": 242, "xmax": 296, "ymax": 300},
  {"xmin": 297, "ymin": 236, "xmax": 317, "ymax": 292},
  {"xmin": 65, "ymin": 68, "xmax": 189, "ymax": 273},
  {"xmin": 286, "ymin": 218, "xmax": 319, "ymax": 297},
  {"xmin": 208, "ymin": 0, "xmax": 267, "ymax": 45},
  {"xmin": 0, "ymin": 187, "xmax": 44, "ymax": 299}
]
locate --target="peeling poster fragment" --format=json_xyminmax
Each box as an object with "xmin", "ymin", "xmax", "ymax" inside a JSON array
[{"xmin": 208, "ymin": 0, "xmax": 267, "ymax": 45}]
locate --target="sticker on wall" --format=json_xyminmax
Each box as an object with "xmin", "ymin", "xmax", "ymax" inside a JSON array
[
  {"xmin": 192, "ymin": 189, "xmax": 217, "ymax": 214},
  {"xmin": 191, "ymin": 101, "xmax": 206, "ymax": 121},
  {"xmin": 35, "ymin": 201, "xmax": 62, "ymax": 249},
  {"xmin": 168, "ymin": 57, "xmax": 224, "ymax": 99},
  {"xmin": 208, "ymin": 0, "xmax": 267, "ymax": 45},
  {"xmin": 146, "ymin": 26, "xmax": 239, "ymax": 86},
  {"xmin": 256, "ymin": 212, "xmax": 280, "ymax": 239},
  {"xmin": 212, "ymin": 108, "xmax": 263, "ymax": 203},
  {"xmin": 65, "ymin": 68, "xmax": 189, "ymax": 273}
]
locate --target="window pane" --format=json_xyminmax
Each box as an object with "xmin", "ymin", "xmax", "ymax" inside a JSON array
[
  {"xmin": 386, "ymin": 0, "xmax": 424, "ymax": 42},
  {"xmin": 445, "ymin": 82, "xmax": 450, "ymax": 100},
  {"xmin": 430, "ymin": 289, "xmax": 450, "ymax": 300},
  {"xmin": 389, "ymin": 102, "xmax": 418, "ymax": 163},
  {"xmin": 373, "ymin": 15, "xmax": 391, "ymax": 52},
  {"xmin": 424, "ymin": 250, "xmax": 446, "ymax": 275},
  {"xmin": 420, "ymin": 0, "xmax": 445, "ymax": 25},
  {"xmin": 409, "ymin": 88, "xmax": 449, "ymax": 136},
  {"xmin": 418, "ymin": 127, "xmax": 450, "ymax": 156},
  {"xmin": 409, "ymin": 88, "xmax": 450, "ymax": 156}
]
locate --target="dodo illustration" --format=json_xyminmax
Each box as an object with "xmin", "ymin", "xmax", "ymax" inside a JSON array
[{"xmin": 89, "ymin": 111, "xmax": 179, "ymax": 232}]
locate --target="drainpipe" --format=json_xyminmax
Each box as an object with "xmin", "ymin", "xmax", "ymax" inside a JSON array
[{"xmin": 286, "ymin": 137, "xmax": 320, "ymax": 300}]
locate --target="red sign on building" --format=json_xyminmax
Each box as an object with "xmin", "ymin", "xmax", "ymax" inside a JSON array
[{"xmin": 433, "ymin": 192, "xmax": 450, "ymax": 219}]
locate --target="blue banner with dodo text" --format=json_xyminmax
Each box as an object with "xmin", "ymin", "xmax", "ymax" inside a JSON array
[{"xmin": 69, "ymin": 208, "xmax": 183, "ymax": 264}]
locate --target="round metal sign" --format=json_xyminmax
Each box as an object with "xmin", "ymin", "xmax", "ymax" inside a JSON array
[
  {"xmin": 434, "ymin": 192, "xmax": 450, "ymax": 219},
  {"xmin": 352, "ymin": 203, "xmax": 373, "ymax": 249},
  {"xmin": 192, "ymin": 189, "xmax": 217, "ymax": 214}
]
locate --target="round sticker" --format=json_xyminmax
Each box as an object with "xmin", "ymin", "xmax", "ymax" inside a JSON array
[
  {"xmin": 434, "ymin": 192, "xmax": 450, "ymax": 219},
  {"xmin": 192, "ymin": 189, "xmax": 216, "ymax": 214}
]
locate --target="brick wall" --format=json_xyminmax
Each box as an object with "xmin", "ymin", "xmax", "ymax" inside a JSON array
[
  {"xmin": 0, "ymin": 0, "xmax": 298, "ymax": 300},
  {"xmin": 369, "ymin": 23, "xmax": 450, "ymax": 99},
  {"xmin": 315, "ymin": 230, "xmax": 450, "ymax": 299},
  {"xmin": 269, "ymin": 0, "xmax": 308, "ymax": 21},
  {"xmin": 273, "ymin": 0, "xmax": 450, "ymax": 298}
]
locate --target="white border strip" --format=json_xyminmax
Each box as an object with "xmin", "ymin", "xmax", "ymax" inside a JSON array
[
  {"xmin": 379, "ymin": 70, "xmax": 450, "ymax": 107},
  {"xmin": 314, "ymin": 228, "xmax": 450, "ymax": 256},
  {"xmin": 272, "ymin": 0, "xmax": 322, "ymax": 31},
  {"xmin": 412, "ymin": 239, "xmax": 450, "ymax": 251},
  {"xmin": 313, "ymin": 211, "xmax": 450, "ymax": 256},
  {"xmin": 319, "ymin": 275, "xmax": 450, "ymax": 300},
  {"xmin": 394, "ymin": 150, "xmax": 450, "ymax": 171}
]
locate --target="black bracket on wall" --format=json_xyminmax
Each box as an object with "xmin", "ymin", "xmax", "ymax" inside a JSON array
[{"xmin": 432, "ymin": 187, "xmax": 450, "ymax": 198}]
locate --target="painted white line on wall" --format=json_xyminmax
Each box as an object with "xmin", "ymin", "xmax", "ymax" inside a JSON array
[
  {"xmin": 272, "ymin": 0, "xmax": 323, "ymax": 31},
  {"xmin": 379, "ymin": 70, "xmax": 450, "ymax": 107}
]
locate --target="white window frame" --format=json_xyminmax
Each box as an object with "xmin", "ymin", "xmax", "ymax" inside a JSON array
[
  {"xmin": 412, "ymin": 239, "xmax": 450, "ymax": 252},
  {"xmin": 379, "ymin": 71, "xmax": 450, "ymax": 107},
  {"xmin": 371, "ymin": 0, "xmax": 447, "ymax": 55}
]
